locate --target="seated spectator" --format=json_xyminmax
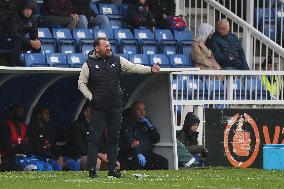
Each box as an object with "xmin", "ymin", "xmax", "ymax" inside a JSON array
[
  {"xmin": 148, "ymin": 0, "xmax": 176, "ymax": 29},
  {"xmin": 208, "ymin": 19, "xmax": 249, "ymax": 70},
  {"xmin": 0, "ymin": 0, "xmax": 19, "ymax": 49},
  {"xmin": 191, "ymin": 23, "xmax": 221, "ymax": 70},
  {"xmin": 261, "ymin": 57, "xmax": 283, "ymax": 100},
  {"xmin": 71, "ymin": 0, "xmax": 110, "ymax": 29},
  {"xmin": 28, "ymin": 106, "xmax": 80, "ymax": 171},
  {"xmin": 65, "ymin": 103, "xmax": 119, "ymax": 171},
  {"xmin": 119, "ymin": 101, "xmax": 168, "ymax": 170},
  {"xmin": 6, "ymin": 0, "xmax": 41, "ymax": 67},
  {"xmin": 177, "ymin": 112, "xmax": 208, "ymax": 167},
  {"xmin": 126, "ymin": 0, "xmax": 155, "ymax": 29},
  {"xmin": 43, "ymin": 0, "xmax": 88, "ymax": 29},
  {"xmin": 1, "ymin": 105, "xmax": 51, "ymax": 171}
]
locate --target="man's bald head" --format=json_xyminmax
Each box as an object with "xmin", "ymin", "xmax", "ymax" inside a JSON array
[{"xmin": 217, "ymin": 19, "xmax": 230, "ymax": 37}]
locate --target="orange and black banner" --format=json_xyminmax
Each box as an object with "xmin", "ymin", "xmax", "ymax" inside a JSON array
[{"xmin": 205, "ymin": 109, "xmax": 284, "ymax": 168}]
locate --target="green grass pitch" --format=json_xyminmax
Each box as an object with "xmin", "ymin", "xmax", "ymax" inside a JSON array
[{"xmin": 1, "ymin": 168, "xmax": 284, "ymax": 189}]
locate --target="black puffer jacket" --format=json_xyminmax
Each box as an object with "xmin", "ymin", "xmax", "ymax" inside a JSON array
[{"xmin": 7, "ymin": 10, "xmax": 38, "ymax": 47}]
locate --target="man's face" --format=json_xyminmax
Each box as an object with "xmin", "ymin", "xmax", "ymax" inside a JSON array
[
  {"xmin": 96, "ymin": 40, "xmax": 111, "ymax": 58},
  {"xmin": 217, "ymin": 22, "xmax": 230, "ymax": 37},
  {"xmin": 139, "ymin": 0, "xmax": 146, "ymax": 4},
  {"xmin": 22, "ymin": 8, "xmax": 33, "ymax": 18},
  {"xmin": 14, "ymin": 107, "xmax": 25, "ymax": 120},
  {"xmin": 132, "ymin": 103, "xmax": 146, "ymax": 120},
  {"xmin": 39, "ymin": 109, "xmax": 50, "ymax": 124}
]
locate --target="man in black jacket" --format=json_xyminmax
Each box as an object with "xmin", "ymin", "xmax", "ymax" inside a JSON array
[
  {"xmin": 148, "ymin": 0, "xmax": 176, "ymax": 28},
  {"xmin": 7, "ymin": 0, "xmax": 41, "ymax": 66},
  {"xmin": 28, "ymin": 106, "xmax": 80, "ymax": 171},
  {"xmin": 119, "ymin": 101, "xmax": 168, "ymax": 170},
  {"xmin": 78, "ymin": 37, "xmax": 160, "ymax": 178}
]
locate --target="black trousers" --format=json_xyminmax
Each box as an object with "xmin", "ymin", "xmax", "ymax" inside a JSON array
[
  {"xmin": 87, "ymin": 107, "xmax": 122, "ymax": 171},
  {"xmin": 9, "ymin": 39, "xmax": 40, "ymax": 67},
  {"xmin": 126, "ymin": 152, "xmax": 168, "ymax": 170}
]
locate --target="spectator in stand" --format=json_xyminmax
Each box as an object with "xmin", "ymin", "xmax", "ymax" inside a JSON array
[
  {"xmin": 177, "ymin": 112, "xmax": 208, "ymax": 167},
  {"xmin": 126, "ymin": 0, "xmax": 155, "ymax": 29},
  {"xmin": 43, "ymin": 0, "xmax": 88, "ymax": 29},
  {"xmin": 6, "ymin": 0, "xmax": 41, "ymax": 67},
  {"xmin": 148, "ymin": 0, "xmax": 176, "ymax": 29},
  {"xmin": 71, "ymin": 0, "xmax": 110, "ymax": 29},
  {"xmin": 191, "ymin": 23, "xmax": 221, "ymax": 70},
  {"xmin": 208, "ymin": 19, "xmax": 250, "ymax": 70},
  {"xmin": 65, "ymin": 103, "xmax": 120, "ymax": 171},
  {"xmin": 28, "ymin": 106, "xmax": 80, "ymax": 171},
  {"xmin": 261, "ymin": 57, "xmax": 283, "ymax": 100},
  {"xmin": 0, "ymin": 0, "xmax": 19, "ymax": 49},
  {"xmin": 119, "ymin": 101, "xmax": 168, "ymax": 170}
]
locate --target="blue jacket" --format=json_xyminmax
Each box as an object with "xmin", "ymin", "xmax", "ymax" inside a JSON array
[
  {"xmin": 208, "ymin": 32, "xmax": 249, "ymax": 70},
  {"xmin": 119, "ymin": 117, "xmax": 160, "ymax": 156}
]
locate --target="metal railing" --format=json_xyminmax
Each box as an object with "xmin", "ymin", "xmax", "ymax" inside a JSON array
[
  {"xmin": 170, "ymin": 70, "xmax": 284, "ymax": 130},
  {"xmin": 177, "ymin": 0, "xmax": 284, "ymax": 70}
]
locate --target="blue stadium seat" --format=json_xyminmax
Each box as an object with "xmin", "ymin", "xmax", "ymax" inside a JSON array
[
  {"xmin": 169, "ymin": 54, "xmax": 193, "ymax": 67},
  {"xmin": 113, "ymin": 29, "xmax": 134, "ymax": 42},
  {"xmin": 174, "ymin": 30, "xmax": 193, "ymax": 41},
  {"xmin": 46, "ymin": 53, "xmax": 68, "ymax": 67},
  {"xmin": 134, "ymin": 29, "xmax": 157, "ymax": 54},
  {"xmin": 93, "ymin": 29, "xmax": 113, "ymax": 39},
  {"xmin": 41, "ymin": 42, "xmax": 57, "ymax": 54},
  {"xmin": 38, "ymin": 28, "xmax": 53, "ymax": 39},
  {"xmin": 80, "ymin": 42, "xmax": 93, "ymax": 56},
  {"xmin": 72, "ymin": 29, "xmax": 93, "ymax": 42},
  {"xmin": 154, "ymin": 29, "xmax": 177, "ymax": 54},
  {"xmin": 149, "ymin": 54, "xmax": 170, "ymax": 67},
  {"xmin": 52, "ymin": 28, "xmax": 73, "ymax": 40},
  {"xmin": 129, "ymin": 54, "xmax": 149, "ymax": 65},
  {"xmin": 161, "ymin": 44, "xmax": 178, "ymax": 55},
  {"xmin": 181, "ymin": 41, "xmax": 193, "ymax": 55},
  {"xmin": 174, "ymin": 30, "xmax": 193, "ymax": 54},
  {"xmin": 121, "ymin": 43, "xmax": 138, "ymax": 55},
  {"xmin": 113, "ymin": 29, "xmax": 137, "ymax": 54},
  {"xmin": 134, "ymin": 29, "xmax": 155, "ymax": 41},
  {"xmin": 155, "ymin": 29, "xmax": 175, "ymax": 41},
  {"xmin": 116, "ymin": 53, "xmax": 128, "ymax": 60},
  {"xmin": 141, "ymin": 43, "xmax": 158, "ymax": 55},
  {"xmin": 59, "ymin": 42, "xmax": 77, "ymax": 54},
  {"xmin": 109, "ymin": 17, "xmax": 123, "ymax": 29},
  {"xmin": 38, "ymin": 28, "xmax": 57, "ymax": 53},
  {"xmin": 52, "ymin": 28, "xmax": 76, "ymax": 54},
  {"xmin": 99, "ymin": 3, "xmax": 120, "ymax": 15},
  {"xmin": 66, "ymin": 53, "xmax": 87, "ymax": 67},
  {"xmin": 24, "ymin": 53, "xmax": 48, "ymax": 67}
]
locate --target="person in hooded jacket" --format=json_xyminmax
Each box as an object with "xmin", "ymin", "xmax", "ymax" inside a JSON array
[
  {"xmin": 6, "ymin": 0, "xmax": 41, "ymax": 66},
  {"xmin": 191, "ymin": 23, "xmax": 221, "ymax": 70},
  {"xmin": 177, "ymin": 112, "xmax": 208, "ymax": 167}
]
